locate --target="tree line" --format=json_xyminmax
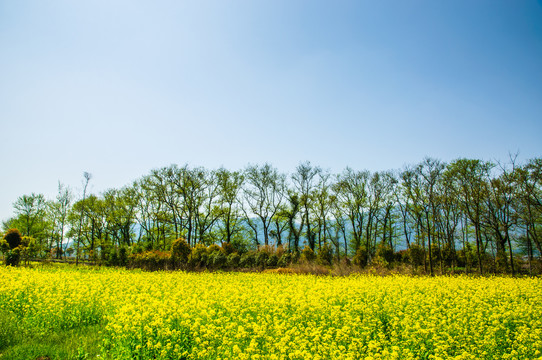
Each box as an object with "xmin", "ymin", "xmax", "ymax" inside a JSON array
[{"xmin": 2, "ymin": 156, "xmax": 542, "ymax": 275}]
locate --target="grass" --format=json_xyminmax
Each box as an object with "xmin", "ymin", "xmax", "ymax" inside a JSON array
[{"xmin": 0, "ymin": 309, "xmax": 103, "ymax": 360}]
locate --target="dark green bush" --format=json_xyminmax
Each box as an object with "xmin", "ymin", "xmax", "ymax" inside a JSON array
[
  {"xmin": 207, "ymin": 244, "xmax": 221, "ymax": 253},
  {"xmin": 5, "ymin": 249, "xmax": 21, "ymax": 267},
  {"xmin": 118, "ymin": 246, "xmax": 128, "ymax": 266},
  {"xmin": 318, "ymin": 243, "xmax": 333, "ymax": 266},
  {"xmin": 256, "ymin": 251, "xmax": 269, "ymax": 268},
  {"xmin": 129, "ymin": 251, "xmax": 170, "ymax": 271},
  {"xmin": 4, "ymin": 229, "xmax": 22, "ymax": 250},
  {"xmin": 277, "ymin": 253, "xmax": 291, "ymax": 267},
  {"xmin": 171, "ymin": 238, "xmax": 191, "ymax": 269},
  {"xmin": 406, "ymin": 244, "xmax": 425, "ymax": 266},
  {"xmin": 266, "ymin": 254, "xmax": 279, "ymax": 267},
  {"xmin": 240, "ymin": 252, "xmax": 256, "ymax": 268},
  {"xmin": 210, "ymin": 251, "xmax": 227, "ymax": 269},
  {"xmin": 227, "ymin": 253, "xmax": 240, "ymax": 268},
  {"xmin": 221, "ymin": 242, "xmax": 236, "ymax": 255},
  {"xmin": 376, "ymin": 245, "xmax": 395, "ymax": 264},
  {"xmin": 300, "ymin": 246, "xmax": 316, "ymax": 263},
  {"xmin": 188, "ymin": 244, "xmax": 208, "ymax": 269},
  {"xmin": 353, "ymin": 247, "xmax": 368, "ymax": 268}
]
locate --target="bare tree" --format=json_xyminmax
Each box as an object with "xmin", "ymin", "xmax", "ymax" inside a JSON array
[{"xmin": 76, "ymin": 172, "xmax": 92, "ymax": 265}]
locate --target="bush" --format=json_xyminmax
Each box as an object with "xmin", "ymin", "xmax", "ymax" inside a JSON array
[
  {"xmin": 256, "ymin": 251, "xmax": 269, "ymax": 268},
  {"xmin": 277, "ymin": 253, "xmax": 292, "ymax": 267},
  {"xmin": 107, "ymin": 247, "xmax": 119, "ymax": 266},
  {"xmin": 119, "ymin": 246, "xmax": 128, "ymax": 267},
  {"xmin": 405, "ymin": 245, "xmax": 425, "ymax": 267},
  {"xmin": 371, "ymin": 255, "xmax": 390, "ymax": 269},
  {"xmin": 188, "ymin": 245, "xmax": 208, "ymax": 269},
  {"xmin": 5, "ymin": 248, "xmax": 21, "ymax": 267},
  {"xmin": 129, "ymin": 250, "xmax": 170, "ymax": 271},
  {"xmin": 300, "ymin": 246, "xmax": 316, "ymax": 263},
  {"xmin": 227, "ymin": 253, "xmax": 241, "ymax": 268},
  {"xmin": 171, "ymin": 238, "xmax": 191, "ymax": 269},
  {"xmin": 376, "ymin": 245, "xmax": 394, "ymax": 264},
  {"xmin": 207, "ymin": 244, "xmax": 221, "ymax": 253},
  {"xmin": 353, "ymin": 247, "xmax": 368, "ymax": 268},
  {"xmin": 210, "ymin": 251, "xmax": 227, "ymax": 269},
  {"xmin": 266, "ymin": 254, "xmax": 279, "ymax": 268},
  {"xmin": 317, "ymin": 243, "xmax": 333, "ymax": 266},
  {"xmin": 4, "ymin": 229, "xmax": 22, "ymax": 250},
  {"xmin": 221, "ymin": 242, "xmax": 236, "ymax": 255},
  {"xmin": 240, "ymin": 252, "xmax": 256, "ymax": 268}
]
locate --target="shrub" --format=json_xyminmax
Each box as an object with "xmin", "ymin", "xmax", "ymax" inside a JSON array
[
  {"xmin": 300, "ymin": 246, "xmax": 316, "ymax": 263},
  {"xmin": 371, "ymin": 255, "xmax": 390, "ymax": 269},
  {"xmin": 405, "ymin": 245, "xmax": 425, "ymax": 267},
  {"xmin": 119, "ymin": 246, "xmax": 128, "ymax": 267},
  {"xmin": 188, "ymin": 244, "xmax": 208, "ymax": 269},
  {"xmin": 227, "ymin": 253, "xmax": 241, "ymax": 268},
  {"xmin": 5, "ymin": 248, "xmax": 21, "ymax": 267},
  {"xmin": 277, "ymin": 253, "xmax": 292, "ymax": 267},
  {"xmin": 207, "ymin": 244, "xmax": 221, "ymax": 253},
  {"xmin": 129, "ymin": 250, "xmax": 170, "ymax": 271},
  {"xmin": 317, "ymin": 243, "xmax": 333, "ymax": 266},
  {"xmin": 353, "ymin": 247, "xmax": 368, "ymax": 268},
  {"xmin": 211, "ymin": 251, "xmax": 227, "ymax": 269},
  {"xmin": 376, "ymin": 245, "xmax": 394, "ymax": 264},
  {"xmin": 256, "ymin": 251, "xmax": 269, "ymax": 268},
  {"xmin": 4, "ymin": 229, "xmax": 22, "ymax": 250},
  {"xmin": 171, "ymin": 238, "xmax": 191, "ymax": 269},
  {"xmin": 240, "ymin": 252, "xmax": 256, "ymax": 268},
  {"xmin": 108, "ymin": 247, "xmax": 119, "ymax": 266},
  {"xmin": 221, "ymin": 242, "xmax": 236, "ymax": 255},
  {"xmin": 266, "ymin": 254, "xmax": 279, "ymax": 268}
]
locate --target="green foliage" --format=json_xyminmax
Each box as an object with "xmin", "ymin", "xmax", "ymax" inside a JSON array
[
  {"xmin": 300, "ymin": 246, "xmax": 316, "ymax": 263},
  {"xmin": 129, "ymin": 251, "xmax": 171, "ymax": 271},
  {"xmin": 221, "ymin": 241, "xmax": 236, "ymax": 255},
  {"xmin": 240, "ymin": 252, "xmax": 257, "ymax": 268},
  {"xmin": 376, "ymin": 245, "xmax": 395, "ymax": 265},
  {"xmin": 256, "ymin": 250, "xmax": 269, "ymax": 268},
  {"xmin": 266, "ymin": 253, "xmax": 279, "ymax": 267},
  {"xmin": 5, "ymin": 248, "xmax": 21, "ymax": 266},
  {"xmin": 210, "ymin": 250, "xmax": 227, "ymax": 269},
  {"xmin": 371, "ymin": 255, "xmax": 390, "ymax": 269},
  {"xmin": 405, "ymin": 245, "xmax": 425, "ymax": 267},
  {"xmin": 207, "ymin": 244, "xmax": 221, "ymax": 253},
  {"xmin": 0, "ymin": 239, "xmax": 9, "ymax": 253},
  {"xmin": 170, "ymin": 238, "xmax": 191, "ymax": 269},
  {"xmin": 317, "ymin": 243, "xmax": 333, "ymax": 266},
  {"xmin": 0, "ymin": 310, "xmax": 17, "ymax": 350},
  {"xmin": 188, "ymin": 244, "xmax": 208, "ymax": 269},
  {"xmin": 353, "ymin": 247, "xmax": 368, "ymax": 268},
  {"xmin": 118, "ymin": 246, "xmax": 128, "ymax": 266},
  {"xmin": 4, "ymin": 229, "xmax": 22, "ymax": 250},
  {"xmin": 277, "ymin": 253, "xmax": 292, "ymax": 267},
  {"xmin": 227, "ymin": 252, "xmax": 241, "ymax": 268}
]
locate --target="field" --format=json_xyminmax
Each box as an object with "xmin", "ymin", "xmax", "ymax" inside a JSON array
[{"xmin": 0, "ymin": 266, "xmax": 541, "ymax": 360}]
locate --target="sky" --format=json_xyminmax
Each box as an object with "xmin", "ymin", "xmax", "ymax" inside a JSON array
[{"xmin": 1, "ymin": 0, "xmax": 541, "ymax": 223}]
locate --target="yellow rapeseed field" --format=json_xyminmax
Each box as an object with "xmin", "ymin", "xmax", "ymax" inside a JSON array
[{"xmin": 0, "ymin": 265, "xmax": 541, "ymax": 360}]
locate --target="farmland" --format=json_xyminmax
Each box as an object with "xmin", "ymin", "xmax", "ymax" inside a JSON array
[{"xmin": 0, "ymin": 265, "xmax": 541, "ymax": 360}]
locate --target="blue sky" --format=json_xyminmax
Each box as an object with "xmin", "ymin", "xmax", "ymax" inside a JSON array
[{"xmin": 1, "ymin": 0, "xmax": 541, "ymax": 222}]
